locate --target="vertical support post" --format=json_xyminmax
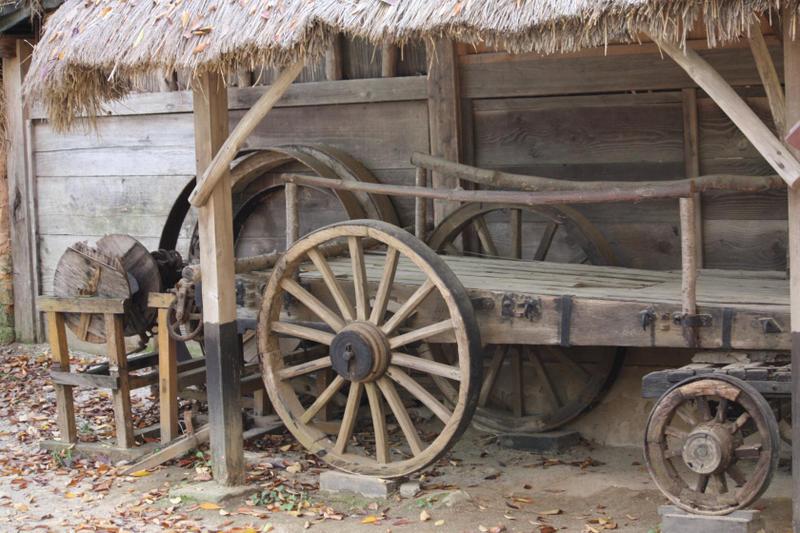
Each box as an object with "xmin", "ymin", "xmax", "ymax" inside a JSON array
[
  {"xmin": 193, "ymin": 72, "xmax": 245, "ymax": 485},
  {"xmin": 381, "ymin": 44, "xmax": 399, "ymax": 78},
  {"xmin": 325, "ymin": 35, "xmax": 343, "ymax": 81},
  {"xmin": 47, "ymin": 311, "xmax": 76, "ymax": 443},
  {"xmin": 414, "ymin": 167, "xmax": 428, "ymax": 241},
  {"xmin": 105, "ymin": 313, "xmax": 134, "ymax": 448},
  {"xmin": 3, "ymin": 39, "xmax": 37, "ymax": 342},
  {"xmin": 783, "ymin": 13, "xmax": 800, "ymax": 532},
  {"xmin": 426, "ymin": 39, "xmax": 462, "ymax": 224},
  {"xmin": 157, "ymin": 307, "xmax": 178, "ymax": 443},
  {"xmin": 681, "ymin": 88, "xmax": 704, "ymax": 266},
  {"xmin": 285, "ymin": 181, "xmax": 299, "ymax": 248}
]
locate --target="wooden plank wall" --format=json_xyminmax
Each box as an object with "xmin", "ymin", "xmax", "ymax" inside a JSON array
[{"xmin": 31, "ymin": 37, "xmax": 786, "ymax": 298}]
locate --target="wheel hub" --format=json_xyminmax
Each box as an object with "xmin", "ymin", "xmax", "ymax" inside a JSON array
[
  {"xmin": 330, "ymin": 322, "xmax": 390, "ymax": 382},
  {"xmin": 681, "ymin": 423, "xmax": 735, "ymax": 475}
]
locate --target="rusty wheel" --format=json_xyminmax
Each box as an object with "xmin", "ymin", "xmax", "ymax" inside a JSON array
[
  {"xmin": 258, "ymin": 220, "xmax": 481, "ymax": 477},
  {"xmin": 426, "ymin": 203, "xmax": 622, "ymax": 433},
  {"xmin": 644, "ymin": 374, "xmax": 779, "ymax": 515}
]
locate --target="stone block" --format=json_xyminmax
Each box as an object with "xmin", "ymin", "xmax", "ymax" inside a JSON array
[
  {"xmin": 319, "ymin": 470, "xmax": 397, "ymax": 498},
  {"xmin": 659, "ymin": 505, "xmax": 765, "ymax": 533}
]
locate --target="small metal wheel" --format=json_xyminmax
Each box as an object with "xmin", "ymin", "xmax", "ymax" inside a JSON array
[
  {"xmin": 426, "ymin": 203, "xmax": 622, "ymax": 433},
  {"xmin": 644, "ymin": 374, "xmax": 780, "ymax": 515},
  {"xmin": 258, "ymin": 220, "xmax": 481, "ymax": 477}
]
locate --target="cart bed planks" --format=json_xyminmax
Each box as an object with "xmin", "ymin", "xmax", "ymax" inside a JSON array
[{"xmin": 290, "ymin": 254, "xmax": 790, "ymax": 350}]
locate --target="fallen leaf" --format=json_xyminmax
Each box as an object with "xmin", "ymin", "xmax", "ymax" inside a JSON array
[
  {"xmin": 434, "ymin": 519, "xmax": 445, "ymax": 526},
  {"xmin": 361, "ymin": 515, "xmax": 380, "ymax": 524},
  {"xmin": 539, "ymin": 527, "xmax": 557, "ymax": 533},
  {"xmin": 537, "ymin": 509, "xmax": 562, "ymax": 516},
  {"xmin": 199, "ymin": 502, "xmax": 222, "ymax": 510},
  {"xmin": 286, "ymin": 463, "xmax": 302, "ymax": 474},
  {"xmin": 420, "ymin": 509, "xmax": 431, "ymax": 522},
  {"xmin": 99, "ymin": 6, "xmax": 112, "ymax": 17},
  {"xmin": 128, "ymin": 470, "xmax": 150, "ymax": 478},
  {"xmin": 193, "ymin": 42, "xmax": 208, "ymax": 54}
]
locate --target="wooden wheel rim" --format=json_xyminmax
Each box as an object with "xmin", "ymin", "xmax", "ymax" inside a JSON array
[
  {"xmin": 258, "ymin": 220, "xmax": 482, "ymax": 477},
  {"xmin": 644, "ymin": 375, "xmax": 779, "ymax": 515}
]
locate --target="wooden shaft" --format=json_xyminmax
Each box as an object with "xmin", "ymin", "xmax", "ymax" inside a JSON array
[
  {"xmin": 280, "ymin": 172, "xmax": 783, "ymax": 207},
  {"xmin": 411, "ymin": 152, "xmax": 784, "ymax": 194},
  {"xmin": 414, "ymin": 167, "xmax": 427, "ymax": 240},
  {"xmin": 650, "ymin": 35, "xmax": 800, "ymax": 187},
  {"xmin": 285, "ymin": 181, "xmax": 300, "ymax": 247},
  {"xmin": 682, "ymin": 88, "xmax": 704, "ymax": 267},
  {"xmin": 749, "ymin": 21, "xmax": 786, "ymax": 135},
  {"xmin": 189, "ymin": 62, "xmax": 304, "ymax": 207}
]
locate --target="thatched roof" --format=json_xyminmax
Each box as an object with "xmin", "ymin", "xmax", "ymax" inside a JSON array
[{"xmin": 25, "ymin": 0, "xmax": 796, "ymax": 130}]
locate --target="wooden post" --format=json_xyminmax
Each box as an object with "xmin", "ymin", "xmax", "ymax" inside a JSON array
[
  {"xmin": 426, "ymin": 39, "xmax": 462, "ymax": 224},
  {"xmin": 681, "ymin": 88, "xmax": 703, "ymax": 266},
  {"xmin": 381, "ymin": 44, "xmax": 399, "ymax": 78},
  {"xmin": 157, "ymin": 307, "xmax": 178, "ymax": 443},
  {"xmin": 105, "ymin": 313, "xmax": 134, "ymax": 448},
  {"xmin": 782, "ymin": 13, "xmax": 800, "ymax": 532},
  {"xmin": 193, "ymin": 72, "xmax": 245, "ymax": 485},
  {"xmin": 46, "ymin": 311, "xmax": 76, "ymax": 443},
  {"xmin": 285, "ymin": 181, "xmax": 299, "ymax": 247},
  {"xmin": 325, "ymin": 35, "xmax": 343, "ymax": 81},
  {"xmin": 3, "ymin": 39, "xmax": 38, "ymax": 342},
  {"xmin": 414, "ymin": 167, "xmax": 428, "ymax": 240}
]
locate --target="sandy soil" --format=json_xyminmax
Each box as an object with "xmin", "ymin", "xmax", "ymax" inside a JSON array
[{"xmin": 0, "ymin": 345, "xmax": 791, "ymax": 533}]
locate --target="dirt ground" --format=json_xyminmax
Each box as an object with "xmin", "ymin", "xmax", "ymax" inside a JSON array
[{"xmin": 0, "ymin": 345, "xmax": 792, "ymax": 532}]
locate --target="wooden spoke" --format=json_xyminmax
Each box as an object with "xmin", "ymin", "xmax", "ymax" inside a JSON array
[
  {"xmin": 715, "ymin": 398, "xmax": 729, "ymax": 423},
  {"xmin": 734, "ymin": 444, "xmax": 762, "ymax": 460},
  {"xmin": 509, "ymin": 208, "xmax": 522, "ymax": 259},
  {"xmin": 365, "ymin": 382, "xmax": 389, "ymax": 464},
  {"xmin": 695, "ymin": 398, "xmax": 712, "ymax": 422},
  {"xmin": 511, "ymin": 348, "xmax": 524, "ymax": 418},
  {"xmin": 714, "ymin": 473, "xmax": 728, "ymax": 494},
  {"xmin": 389, "ymin": 319, "xmax": 454, "ymax": 349},
  {"xmin": 732, "ymin": 412, "xmax": 751, "ymax": 432},
  {"xmin": 348, "ymin": 237, "xmax": 369, "ymax": 320},
  {"xmin": 472, "ymin": 215, "xmax": 499, "ymax": 257},
  {"xmin": 664, "ymin": 426, "xmax": 688, "ymax": 441},
  {"xmin": 369, "ymin": 247, "xmax": 399, "ymax": 325},
  {"xmin": 307, "ymin": 248, "xmax": 355, "ymax": 321},
  {"xmin": 542, "ymin": 346, "xmax": 590, "ymax": 380},
  {"xmin": 726, "ymin": 464, "xmax": 747, "ymax": 487},
  {"xmin": 479, "ymin": 345, "xmax": 507, "ymax": 407},
  {"xmin": 377, "ymin": 377, "xmax": 424, "ymax": 455},
  {"xmin": 300, "ymin": 374, "xmax": 345, "ymax": 424},
  {"xmin": 665, "ymin": 445, "xmax": 685, "ymax": 459},
  {"xmin": 381, "ymin": 278, "xmax": 436, "ymax": 335},
  {"xmin": 278, "ymin": 357, "xmax": 333, "ymax": 381},
  {"xmin": 280, "ymin": 278, "xmax": 345, "ymax": 332},
  {"xmin": 695, "ymin": 474, "xmax": 710, "ymax": 493},
  {"xmin": 528, "ymin": 347, "xmax": 563, "ymax": 408},
  {"xmin": 676, "ymin": 403, "xmax": 700, "ymax": 426},
  {"xmin": 271, "ymin": 321, "xmax": 334, "ymax": 345},
  {"xmin": 534, "ymin": 221, "xmax": 558, "ymax": 261},
  {"xmin": 334, "ymin": 382, "xmax": 363, "ymax": 454},
  {"xmin": 388, "ymin": 366, "xmax": 452, "ymax": 423},
  {"xmin": 391, "ymin": 352, "xmax": 461, "ymax": 381}
]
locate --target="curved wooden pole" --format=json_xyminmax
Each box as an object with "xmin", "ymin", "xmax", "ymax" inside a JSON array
[{"xmin": 189, "ymin": 61, "xmax": 305, "ymax": 207}]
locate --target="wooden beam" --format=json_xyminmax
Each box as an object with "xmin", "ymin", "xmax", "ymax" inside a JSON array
[
  {"xmin": 157, "ymin": 306, "xmax": 178, "ymax": 443},
  {"xmin": 105, "ymin": 314, "xmax": 134, "ymax": 448},
  {"xmin": 46, "ymin": 312, "xmax": 76, "ymax": 443},
  {"xmin": 782, "ymin": 13, "xmax": 800, "ymax": 533},
  {"xmin": 37, "ymin": 296, "xmax": 126, "ymax": 314},
  {"xmin": 426, "ymin": 39, "xmax": 462, "ymax": 223},
  {"xmin": 651, "ymin": 36, "xmax": 800, "ymax": 187},
  {"xmin": 189, "ymin": 61, "xmax": 304, "ymax": 207},
  {"xmin": 192, "ymin": 71, "xmax": 245, "ymax": 485},
  {"xmin": 749, "ymin": 21, "xmax": 786, "ymax": 135},
  {"xmin": 681, "ymin": 88, "xmax": 703, "ymax": 267},
  {"xmin": 4, "ymin": 39, "xmax": 38, "ymax": 341}
]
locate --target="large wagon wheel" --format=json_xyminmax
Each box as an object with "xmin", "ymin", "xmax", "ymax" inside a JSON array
[
  {"xmin": 426, "ymin": 203, "xmax": 623, "ymax": 434},
  {"xmin": 258, "ymin": 220, "xmax": 481, "ymax": 477},
  {"xmin": 644, "ymin": 374, "xmax": 779, "ymax": 515}
]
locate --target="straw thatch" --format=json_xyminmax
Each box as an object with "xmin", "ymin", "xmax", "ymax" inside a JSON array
[{"xmin": 24, "ymin": 0, "xmax": 798, "ymax": 130}]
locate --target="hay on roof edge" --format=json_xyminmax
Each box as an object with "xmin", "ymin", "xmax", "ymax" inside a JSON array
[{"xmin": 23, "ymin": 0, "xmax": 799, "ymax": 131}]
